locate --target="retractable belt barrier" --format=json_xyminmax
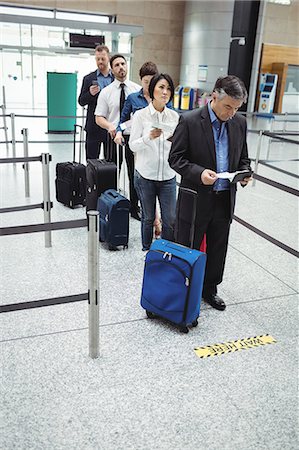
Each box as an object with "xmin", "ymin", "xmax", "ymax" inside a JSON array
[
  {"xmin": 1, "ymin": 213, "xmax": 100, "ymax": 359},
  {"xmin": 252, "ymin": 129, "xmax": 298, "ymax": 187},
  {"xmin": 0, "ymin": 151, "xmax": 53, "ymax": 246}
]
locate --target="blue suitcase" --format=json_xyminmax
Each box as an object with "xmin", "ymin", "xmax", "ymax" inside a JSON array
[
  {"xmin": 140, "ymin": 239, "xmax": 206, "ymax": 333},
  {"xmin": 97, "ymin": 189, "xmax": 130, "ymax": 250}
]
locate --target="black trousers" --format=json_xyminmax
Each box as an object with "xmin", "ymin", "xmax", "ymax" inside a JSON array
[
  {"xmin": 85, "ymin": 130, "xmax": 108, "ymax": 160},
  {"xmin": 108, "ymin": 137, "xmax": 139, "ymax": 212},
  {"xmin": 194, "ymin": 191, "xmax": 231, "ymax": 297},
  {"xmin": 176, "ymin": 189, "xmax": 231, "ymax": 297}
]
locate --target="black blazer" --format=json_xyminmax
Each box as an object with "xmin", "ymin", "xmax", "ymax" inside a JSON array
[
  {"xmin": 168, "ymin": 105, "xmax": 251, "ymax": 219},
  {"xmin": 78, "ymin": 70, "xmax": 106, "ymax": 138}
]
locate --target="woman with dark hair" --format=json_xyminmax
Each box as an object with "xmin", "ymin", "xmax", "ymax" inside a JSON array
[{"xmin": 129, "ymin": 73, "xmax": 179, "ymax": 251}]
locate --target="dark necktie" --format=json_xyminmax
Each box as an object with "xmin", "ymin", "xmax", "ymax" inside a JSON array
[{"xmin": 119, "ymin": 83, "xmax": 126, "ymax": 113}]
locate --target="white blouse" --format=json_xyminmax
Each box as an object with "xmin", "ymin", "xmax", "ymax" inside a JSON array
[{"xmin": 129, "ymin": 102, "xmax": 179, "ymax": 181}]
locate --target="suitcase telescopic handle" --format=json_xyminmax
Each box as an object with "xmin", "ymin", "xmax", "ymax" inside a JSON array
[
  {"xmin": 73, "ymin": 124, "xmax": 83, "ymax": 164},
  {"xmin": 179, "ymin": 187, "xmax": 197, "ymax": 248},
  {"xmin": 116, "ymin": 143, "xmax": 126, "ymax": 194},
  {"xmin": 108, "ymin": 191, "xmax": 118, "ymax": 199}
]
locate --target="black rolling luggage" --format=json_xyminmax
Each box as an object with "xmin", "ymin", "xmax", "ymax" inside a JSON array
[
  {"xmin": 55, "ymin": 124, "xmax": 86, "ymax": 208},
  {"xmin": 86, "ymin": 137, "xmax": 118, "ymax": 211},
  {"xmin": 86, "ymin": 159, "xmax": 117, "ymax": 211}
]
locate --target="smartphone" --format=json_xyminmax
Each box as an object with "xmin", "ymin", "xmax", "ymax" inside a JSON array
[{"xmin": 91, "ymin": 80, "xmax": 98, "ymax": 86}]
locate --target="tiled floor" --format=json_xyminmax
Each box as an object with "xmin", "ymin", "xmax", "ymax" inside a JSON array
[{"xmin": 1, "ymin": 112, "xmax": 298, "ymax": 450}]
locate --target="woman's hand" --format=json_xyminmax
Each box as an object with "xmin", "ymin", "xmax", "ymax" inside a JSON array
[
  {"xmin": 114, "ymin": 131, "xmax": 124, "ymax": 145},
  {"xmin": 149, "ymin": 128, "xmax": 162, "ymax": 140}
]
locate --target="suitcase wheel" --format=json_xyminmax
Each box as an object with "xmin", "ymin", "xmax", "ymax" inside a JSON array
[
  {"xmin": 192, "ymin": 319, "xmax": 198, "ymax": 328},
  {"xmin": 123, "ymin": 245, "xmax": 128, "ymax": 250},
  {"xmin": 146, "ymin": 310, "xmax": 156, "ymax": 319},
  {"xmin": 180, "ymin": 326, "xmax": 189, "ymax": 334}
]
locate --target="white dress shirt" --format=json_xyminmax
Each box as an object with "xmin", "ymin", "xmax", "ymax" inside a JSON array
[
  {"xmin": 129, "ymin": 102, "xmax": 179, "ymax": 181},
  {"xmin": 94, "ymin": 79, "xmax": 141, "ymax": 126}
]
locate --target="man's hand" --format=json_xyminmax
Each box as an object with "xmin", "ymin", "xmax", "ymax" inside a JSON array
[
  {"xmin": 240, "ymin": 176, "xmax": 252, "ymax": 186},
  {"xmin": 89, "ymin": 85, "xmax": 100, "ymax": 96},
  {"xmin": 108, "ymin": 124, "xmax": 116, "ymax": 139},
  {"xmin": 201, "ymin": 169, "xmax": 217, "ymax": 185},
  {"xmin": 149, "ymin": 128, "xmax": 162, "ymax": 140},
  {"xmin": 114, "ymin": 131, "xmax": 124, "ymax": 145}
]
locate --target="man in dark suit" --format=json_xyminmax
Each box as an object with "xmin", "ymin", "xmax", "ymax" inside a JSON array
[
  {"xmin": 169, "ymin": 75, "xmax": 252, "ymax": 311},
  {"xmin": 78, "ymin": 45, "xmax": 114, "ymax": 160}
]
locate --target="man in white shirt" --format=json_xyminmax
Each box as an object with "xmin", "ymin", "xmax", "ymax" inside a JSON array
[{"xmin": 95, "ymin": 54, "xmax": 141, "ymax": 218}]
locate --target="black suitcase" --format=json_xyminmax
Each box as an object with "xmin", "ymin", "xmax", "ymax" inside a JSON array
[
  {"xmin": 86, "ymin": 136, "xmax": 118, "ymax": 211},
  {"xmin": 86, "ymin": 159, "xmax": 117, "ymax": 211},
  {"xmin": 55, "ymin": 124, "xmax": 86, "ymax": 208}
]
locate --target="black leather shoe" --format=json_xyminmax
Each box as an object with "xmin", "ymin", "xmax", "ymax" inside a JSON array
[
  {"xmin": 203, "ymin": 294, "xmax": 226, "ymax": 311},
  {"xmin": 131, "ymin": 210, "xmax": 141, "ymax": 221}
]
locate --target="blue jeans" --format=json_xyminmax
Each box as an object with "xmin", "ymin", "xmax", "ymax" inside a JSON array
[{"xmin": 134, "ymin": 170, "xmax": 176, "ymax": 250}]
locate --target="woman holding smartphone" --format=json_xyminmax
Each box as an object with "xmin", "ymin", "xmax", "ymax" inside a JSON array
[{"xmin": 129, "ymin": 73, "xmax": 179, "ymax": 251}]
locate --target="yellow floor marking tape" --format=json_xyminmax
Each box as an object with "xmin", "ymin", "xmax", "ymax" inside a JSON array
[{"xmin": 194, "ymin": 334, "xmax": 276, "ymax": 359}]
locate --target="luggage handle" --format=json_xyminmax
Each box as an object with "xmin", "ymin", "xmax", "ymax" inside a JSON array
[
  {"xmin": 165, "ymin": 241, "xmax": 189, "ymax": 253},
  {"xmin": 116, "ymin": 143, "xmax": 126, "ymax": 195},
  {"xmin": 179, "ymin": 187, "xmax": 197, "ymax": 248},
  {"xmin": 107, "ymin": 190, "xmax": 119, "ymax": 199},
  {"xmin": 73, "ymin": 124, "xmax": 83, "ymax": 164},
  {"xmin": 106, "ymin": 135, "xmax": 126, "ymax": 195}
]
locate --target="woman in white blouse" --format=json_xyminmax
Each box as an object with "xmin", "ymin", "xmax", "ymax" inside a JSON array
[{"xmin": 129, "ymin": 73, "xmax": 179, "ymax": 251}]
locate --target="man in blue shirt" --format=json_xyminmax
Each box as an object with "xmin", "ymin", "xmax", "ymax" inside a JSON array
[
  {"xmin": 169, "ymin": 76, "xmax": 252, "ymax": 311},
  {"xmin": 78, "ymin": 45, "xmax": 114, "ymax": 160}
]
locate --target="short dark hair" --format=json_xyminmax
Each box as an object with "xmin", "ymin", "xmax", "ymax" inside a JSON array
[
  {"xmin": 95, "ymin": 45, "xmax": 110, "ymax": 54},
  {"xmin": 148, "ymin": 73, "xmax": 175, "ymax": 102},
  {"xmin": 110, "ymin": 54, "xmax": 126, "ymax": 68},
  {"xmin": 139, "ymin": 61, "xmax": 158, "ymax": 79},
  {"xmin": 213, "ymin": 75, "xmax": 247, "ymax": 103}
]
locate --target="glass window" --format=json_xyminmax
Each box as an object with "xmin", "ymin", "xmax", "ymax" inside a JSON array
[
  {"xmin": 118, "ymin": 32, "xmax": 131, "ymax": 54},
  {"xmin": 20, "ymin": 24, "xmax": 32, "ymax": 47},
  {"xmin": 0, "ymin": 22, "xmax": 20, "ymax": 46},
  {"xmin": 285, "ymin": 65, "xmax": 299, "ymax": 93}
]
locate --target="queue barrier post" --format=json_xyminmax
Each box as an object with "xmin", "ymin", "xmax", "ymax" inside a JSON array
[
  {"xmin": 41, "ymin": 153, "xmax": 52, "ymax": 248},
  {"xmin": 283, "ymin": 112, "xmax": 288, "ymax": 132},
  {"xmin": 266, "ymin": 117, "xmax": 275, "ymax": 160},
  {"xmin": 11, "ymin": 113, "xmax": 16, "ymax": 161},
  {"xmin": 1, "ymin": 86, "xmax": 9, "ymax": 153},
  {"xmin": 253, "ymin": 130, "xmax": 263, "ymax": 187},
  {"xmin": 22, "ymin": 128, "xmax": 30, "ymax": 197},
  {"xmin": 87, "ymin": 210, "xmax": 99, "ymax": 359}
]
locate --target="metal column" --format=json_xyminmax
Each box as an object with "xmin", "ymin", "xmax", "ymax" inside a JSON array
[
  {"xmin": 41, "ymin": 153, "xmax": 52, "ymax": 248},
  {"xmin": 88, "ymin": 210, "xmax": 99, "ymax": 359}
]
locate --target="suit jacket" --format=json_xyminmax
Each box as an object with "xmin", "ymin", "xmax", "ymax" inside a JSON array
[
  {"xmin": 78, "ymin": 70, "xmax": 106, "ymax": 139},
  {"xmin": 168, "ymin": 104, "xmax": 251, "ymax": 220}
]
